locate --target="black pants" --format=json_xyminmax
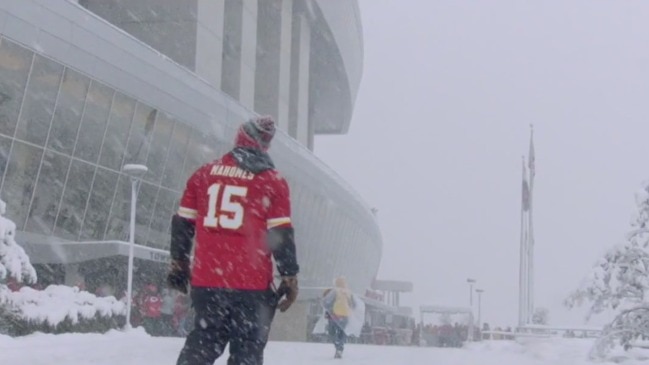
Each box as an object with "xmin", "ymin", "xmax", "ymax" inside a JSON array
[{"xmin": 176, "ymin": 287, "xmax": 278, "ymax": 365}]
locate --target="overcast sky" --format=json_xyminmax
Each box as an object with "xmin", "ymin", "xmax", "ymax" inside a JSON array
[{"xmin": 314, "ymin": 0, "xmax": 649, "ymax": 327}]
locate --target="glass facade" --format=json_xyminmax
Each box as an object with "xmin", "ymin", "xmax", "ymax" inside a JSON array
[
  {"xmin": 0, "ymin": 35, "xmax": 380, "ymax": 291},
  {"xmin": 0, "ymin": 36, "xmax": 200, "ymax": 248}
]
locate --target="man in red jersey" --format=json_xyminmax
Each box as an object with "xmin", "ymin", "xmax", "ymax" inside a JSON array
[{"xmin": 167, "ymin": 116, "xmax": 299, "ymax": 365}]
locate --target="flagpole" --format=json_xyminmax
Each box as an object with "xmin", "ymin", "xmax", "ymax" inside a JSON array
[
  {"xmin": 527, "ymin": 125, "xmax": 535, "ymax": 324},
  {"xmin": 519, "ymin": 156, "xmax": 528, "ymax": 328}
]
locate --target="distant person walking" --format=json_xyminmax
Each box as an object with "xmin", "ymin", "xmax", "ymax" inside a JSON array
[{"xmin": 323, "ymin": 277, "xmax": 355, "ymax": 359}]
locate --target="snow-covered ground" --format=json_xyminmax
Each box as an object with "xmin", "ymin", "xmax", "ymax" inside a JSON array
[{"xmin": 1, "ymin": 330, "xmax": 647, "ymax": 365}]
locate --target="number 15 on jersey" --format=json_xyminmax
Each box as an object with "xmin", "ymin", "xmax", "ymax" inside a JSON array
[{"xmin": 204, "ymin": 183, "xmax": 248, "ymax": 229}]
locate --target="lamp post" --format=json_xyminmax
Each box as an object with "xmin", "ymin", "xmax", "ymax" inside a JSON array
[
  {"xmin": 121, "ymin": 163, "xmax": 148, "ymax": 329},
  {"xmin": 466, "ymin": 278, "xmax": 476, "ymax": 308},
  {"xmin": 467, "ymin": 278, "xmax": 477, "ymax": 341},
  {"xmin": 476, "ymin": 288, "xmax": 485, "ymax": 331}
]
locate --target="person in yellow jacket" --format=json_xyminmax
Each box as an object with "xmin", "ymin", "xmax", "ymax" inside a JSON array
[{"xmin": 322, "ymin": 277, "xmax": 355, "ymax": 359}]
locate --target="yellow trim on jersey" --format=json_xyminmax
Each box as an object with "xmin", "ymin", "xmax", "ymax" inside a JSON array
[
  {"xmin": 267, "ymin": 217, "xmax": 291, "ymax": 229},
  {"xmin": 178, "ymin": 206, "xmax": 197, "ymax": 219}
]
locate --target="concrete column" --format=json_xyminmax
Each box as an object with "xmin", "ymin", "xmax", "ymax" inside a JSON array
[
  {"xmin": 195, "ymin": 0, "xmax": 225, "ymax": 89},
  {"xmin": 221, "ymin": 0, "xmax": 243, "ymax": 100},
  {"xmin": 295, "ymin": 15, "xmax": 311, "ymax": 147},
  {"xmin": 239, "ymin": 0, "xmax": 258, "ymax": 109},
  {"xmin": 276, "ymin": 0, "xmax": 293, "ymax": 133}
]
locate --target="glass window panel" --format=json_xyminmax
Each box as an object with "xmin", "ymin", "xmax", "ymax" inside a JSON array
[
  {"xmin": 98, "ymin": 92, "xmax": 135, "ymax": 171},
  {"xmin": 124, "ymin": 104, "xmax": 156, "ymax": 165},
  {"xmin": 129, "ymin": 182, "xmax": 158, "ymax": 245},
  {"xmin": 47, "ymin": 68, "xmax": 91, "ymax": 155},
  {"xmin": 147, "ymin": 188, "xmax": 175, "ymax": 249},
  {"xmin": 327, "ymin": 209, "xmax": 339, "ymax": 250},
  {"xmin": 210, "ymin": 135, "xmax": 228, "ymax": 159},
  {"xmin": 54, "ymin": 159, "xmax": 95, "ymax": 240},
  {"xmin": 158, "ymin": 194, "xmax": 181, "ymax": 245},
  {"xmin": 291, "ymin": 185, "xmax": 301, "ymax": 225},
  {"xmin": 147, "ymin": 188, "xmax": 175, "ymax": 244},
  {"xmin": 134, "ymin": 182, "xmax": 157, "ymax": 245},
  {"xmin": 197, "ymin": 133, "xmax": 217, "ymax": 164},
  {"xmin": 0, "ymin": 38, "xmax": 33, "ymax": 137},
  {"xmin": 145, "ymin": 226, "xmax": 168, "ymax": 250},
  {"xmin": 181, "ymin": 129, "xmax": 203, "ymax": 179},
  {"xmin": 0, "ymin": 141, "xmax": 43, "ymax": 228},
  {"xmin": 182, "ymin": 130, "xmax": 216, "ymax": 180},
  {"xmin": 304, "ymin": 191, "xmax": 317, "ymax": 235},
  {"xmin": 0, "ymin": 135, "xmax": 11, "ymax": 185},
  {"xmin": 144, "ymin": 111, "xmax": 173, "ymax": 184},
  {"xmin": 80, "ymin": 167, "xmax": 118, "ymax": 241},
  {"xmin": 338, "ymin": 217, "xmax": 350, "ymax": 257},
  {"xmin": 74, "ymin": 81, "xmax": 113, "ymax": 163},
  {"xmin": 25, "ymin": 150, "xmax": 71, "ymax": 235},
  {"xmin": 15, "ymin": 54, "xmax": 63, "ymax": 146},
  {"xmin": 105, "ymin": 175, "xmax": 130, "ymax": 242},
  {"xmin": 161, "ymin": 121, "xmax": 190, "ymax": 191}
]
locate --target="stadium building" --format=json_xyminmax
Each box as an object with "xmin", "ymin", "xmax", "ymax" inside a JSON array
[{"xmin": 0, "ymin": 0, "xmax": 387, "ymax": 340}]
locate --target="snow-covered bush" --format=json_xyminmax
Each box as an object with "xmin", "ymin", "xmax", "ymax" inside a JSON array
[
  {"xmin": 566, "ymin": 182, "xmax": 649, "ymax": 355},
  {"xmin": 1, "ymin": 285, "xmax": 126, "ymax": 336},
  {"xmin": 0, "ymin": 199, "xmax": 125, "ymax": 335}
]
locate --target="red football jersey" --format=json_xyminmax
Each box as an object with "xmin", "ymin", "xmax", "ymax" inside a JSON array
[{"xmin": 177, "ymin": 153, "xmax": 292, "ymax": 290}]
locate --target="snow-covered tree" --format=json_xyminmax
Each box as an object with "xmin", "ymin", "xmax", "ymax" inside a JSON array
[
  {"xmin": 532, "ymin": 307, "xmax": 550, "ymax": 325},
  {"xmin": 566, "ymin": 182, "xmax": 649, "ymax": 355},
  {"xmin": 0, "ymin": 199, "xmax": 37, "ymax": 286},
  {"xmin": 566, "ymin": 183, "xmax": 649, "ymax": 314}
]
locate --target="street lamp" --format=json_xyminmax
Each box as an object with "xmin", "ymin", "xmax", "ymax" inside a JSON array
[
  {"xmin": 476, "ymin": 288, "xmax": 485, "ymax": 330},
  {"xmin": 121, "ymin": 163, "xmax": 148, "ymax": 329},
  {"xmin": 466, "ymin": 278, "xmax": 477, "ymax": 341},
  {"xmin": 466, "ymin": 278, "xmax": 476, "ymax": 308}
]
